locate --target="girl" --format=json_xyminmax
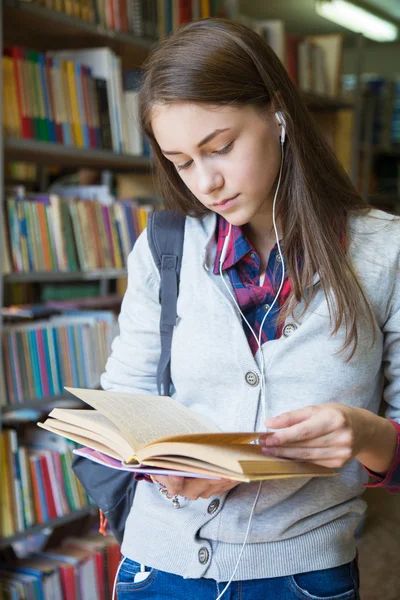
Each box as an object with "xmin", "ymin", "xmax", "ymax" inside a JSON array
[{"xmin": 101, "ymin": 18, "xmax": 400, "ymax": 600}]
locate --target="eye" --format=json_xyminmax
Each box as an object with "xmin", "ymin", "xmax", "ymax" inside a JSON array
[
  {"xmin": 213, "ymin": 141, "xmax": 234, "ymax": 155},
  {"xmin": 176, "ymin": 159, "xmax": 193, "ymax": 172}
]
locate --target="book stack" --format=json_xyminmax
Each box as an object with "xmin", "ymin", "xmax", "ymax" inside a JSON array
[
  {"xmin": 2, "ymin": 310, "xmax": 118, "ymax": 406},
  {"xmin": 2, "ymin": 46, "xmax": 148, "ymax": 155},
  {"xmin": 3, "ymin": 192, "xmax": 154, "ymax": 274},
  {"xmin": 0, "ymin": 532, "xmax": 120, "ymax": 599},
  {"xmin": 0, "ymin": 428, "xmax": 93, "ymax": 538}
]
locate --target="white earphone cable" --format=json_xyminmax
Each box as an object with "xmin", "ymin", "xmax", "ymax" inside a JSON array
[{"xmin": 215, "ymin": 132, "xmax": 285, "ymax": 600}]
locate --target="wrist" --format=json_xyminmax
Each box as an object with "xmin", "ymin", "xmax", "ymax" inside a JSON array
[{"xmin": 355, "ymin": 409, "xmax": 397, "ymax": 475}]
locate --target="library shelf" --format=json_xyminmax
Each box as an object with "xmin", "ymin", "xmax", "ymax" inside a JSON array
[
  {"xmin": 300, "ymin": 92, "xmax": 354, "ymax": 111},
  {"xmin": 1, "ymin": 393, "xmax": 87, "ymax": 415},
  {"xmin": 4, "ymin": 1, "xmax": 154, "ymax": 59},
  {"xmin": 4, "ymin": 138, "xmax": 151, "ymax": 171},
  {"xmin": 4, "ymin": 269, "xmax": 128, "ymax": 283},
  {"xmin": 0, "ymin": 506, "xmax": 99, "ymax": 549},
  {"xmin": 361, "ymin": 144, "xmax": 400, "ymax": 157}
]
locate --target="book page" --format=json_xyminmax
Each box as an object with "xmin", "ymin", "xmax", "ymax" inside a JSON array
[
  {"xmin": 38, "ymin": 421, "xmax": 124, "ymax": 460},
  {"xmin": 137, "ymin": 441, "xmax": 335, "ymax": 477},
  {"xmin": 64, "ymin": 387, "xmax": 220, "ymax": 450},
  {"xmin": 39, "ymin": 418, "xmax": 133, "ymax": 458},
  {"xmin": 152, "ymin": 432, "xmax": 261, "ymax": 445}
]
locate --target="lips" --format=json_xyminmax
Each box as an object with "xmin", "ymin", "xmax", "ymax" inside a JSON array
[{"xmin": 212, "ymin": 194, "xmax": 239, "ymax": 207}]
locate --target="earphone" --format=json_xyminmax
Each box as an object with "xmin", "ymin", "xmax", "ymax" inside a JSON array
[
  {"xmin": 215, "ymin": 110, "xmax": 286, "ymax": 600},
  {"xmin": 275, "ymin": 110, "xmax": 286, "ymax": 145}
]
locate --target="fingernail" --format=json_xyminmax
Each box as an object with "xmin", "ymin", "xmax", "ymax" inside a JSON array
[{"xmin": 264, "ymin": 435, "xmax": 278, "ymax": 446}]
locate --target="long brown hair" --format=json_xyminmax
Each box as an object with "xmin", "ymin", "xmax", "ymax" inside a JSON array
[{"xmin": 139, "ymin": 18, "xmax": 374, "ymax": 359}]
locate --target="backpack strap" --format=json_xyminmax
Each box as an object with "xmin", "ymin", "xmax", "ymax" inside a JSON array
[{"xmin": 147, "ymin": 210, "xmax": 186, "ymax": 396}]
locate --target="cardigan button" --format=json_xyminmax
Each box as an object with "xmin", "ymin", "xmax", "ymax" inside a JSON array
[
  {"xmin": 207, "ymin": 499, "xmax": 220, "ymax": 514},
  {"xmin": 245, "ymin": 371, "xmax": 259, "ymax": 387},
  {"xmin": 283, "ymin": 323, "xmax": 297, "ymax": 337},
  {"xmin": 198, "ymin": 547, "xmax": 210, "ymax": 564}
]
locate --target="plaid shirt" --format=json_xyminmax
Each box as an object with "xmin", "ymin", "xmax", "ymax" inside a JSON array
[
  {"xmin": 213, "ymin": 215, "xmax": 292, "ymax": 355},
  {"xmin": 213, "ymin": 215, "xmax": 400, "ymax": 492}
]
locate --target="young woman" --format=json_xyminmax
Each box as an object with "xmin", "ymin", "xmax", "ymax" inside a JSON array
[{"xmin": 101, "ymin": 18, "xmax": 400, "ymax": 600}]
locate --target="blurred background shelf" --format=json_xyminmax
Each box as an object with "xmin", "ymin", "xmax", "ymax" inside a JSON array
[
  {"xmin": 0, "ymin": 506, "xmax": 98, "ymax": 550},
  {"xmin": 4, "ymin": 269, "xmax": 128, "ymax": 283},
  {"xmin": 4, "ymin": 138, "xmax": 151, "ymax": 170},
  {"xmin": 300, "ymin": 91, "xmax": 354, "ymax": 110},
  {"xmin": 1, "ymin": 392, "xmax": 87, "ymax": 415},
  {"xmin": 3, "ymin": 0, "xmax": 154, "ymax": 66}
]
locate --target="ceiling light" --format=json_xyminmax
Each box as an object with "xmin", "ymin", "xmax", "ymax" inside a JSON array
[{"xmin": 316, "ymin": 0, "xmax": 398, "ymax": 42}]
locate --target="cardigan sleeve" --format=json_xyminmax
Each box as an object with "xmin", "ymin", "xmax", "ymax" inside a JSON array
[
  {"xmin": 100, "ymin": 230, "xmax": 161, "ymax": 397},
  {"xmin": 373, "ymin": 247, "xmax": 400, "ymax": 493},
  {"xmin": 364, "ymin": 421, "xmax": 400, "ymax": 493}
]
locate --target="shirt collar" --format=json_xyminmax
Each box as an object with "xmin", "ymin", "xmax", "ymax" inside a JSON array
[{"xmin": 213, "ymin": 215, "xmax": 254, "ymax": 274}]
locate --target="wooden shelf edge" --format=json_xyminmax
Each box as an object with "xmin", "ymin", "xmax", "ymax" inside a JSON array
[
  {"xmin": 4, "ymin": 268, "xmax": 128, "ymax": 283},
  {"xmin": 1, "ymin": 393, "xmax": 89, "ymax": 414},
  {"xmin": 4, "ymin": 138, "xmax": 151, "ymax": 171},
  {"xmin": 4, "ymin": 1, "xmax": 155, "ymax": 50},
  {"xmin": 300, "ymin": 91, "xmax": 354, "ymax": 111},
  {"xmin": 0, "ymin": 506, "xmax": 98, "ymax": 549}
]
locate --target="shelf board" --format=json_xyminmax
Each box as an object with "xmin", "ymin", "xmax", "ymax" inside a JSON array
[
  {"xmin": 4, "ymin": 138, "xmax": 151, "ymax": 171},
  {"xmin": 1, "ymin": 393, "xmax": 87, "ymax": 415},
  {"xmin": 4, "ymin": 1, "xmax": 154, "ymax": 66},
  {"xmin": 0, "ymin": 506, "xmax": 98, "ymax": 549},
  {"xmin": 361, "ymin": 145, "xmax": 400, "ymax": 157},
  {"xmin": 4, "ymin": 268, "xmax": 128, "ymax": 283},
  {"xmin": 300, "ymin": 92, "xmax": 354, "ymax": 111}
]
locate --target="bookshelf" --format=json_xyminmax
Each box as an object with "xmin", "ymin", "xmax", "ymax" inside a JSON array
[
  {"xmin": 2, "ymin": 392, "xmax": 84, "ymax": 414},
  {"xmin": 356, "ymin": 80, "xmax": 400, "ymax": 213},
  {"xmin": 0, "ymin": 506, "xmax": 98, "ymax": 550},
  {"xmin": 5, "ymin": 138, "xmax": 151, "ymax": 170},
  {"xmin": 0, "ymin": 3, "xmax": 364, "ymax": 584},
  {"xmin": 4, "ymin": 268, "xmax": 127, "ymax": 283}
]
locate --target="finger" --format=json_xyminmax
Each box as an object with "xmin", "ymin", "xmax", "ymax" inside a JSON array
[
  {"xmin": 261, "ymin": 445, "xmax": 352, "ymax": 463},
  {"xmin": 198, "ymin": 482, "xmax": 235, "ymax": 500},
  {"xmin": 182, "ymin": 479, "xmax": 235, "ymax": 501},
  {"xmin": 269, "ymin": 430, "xmax": 352, "ymax": 449},
  {"xmin": 157, "ymin": 475, "xmax": 186, "ymax": 496},
  {"xmin": 261, "ymin": 413, "xmax": 336, "ymax": 447},
  {"xmin": 264, "ymin": 406, "xmax": 316, "ymax": 430}
]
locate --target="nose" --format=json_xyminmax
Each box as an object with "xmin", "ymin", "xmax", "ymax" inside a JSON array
[{"xmin": 197, "ymin": 163, "xmax": 224, "ymax": 196}]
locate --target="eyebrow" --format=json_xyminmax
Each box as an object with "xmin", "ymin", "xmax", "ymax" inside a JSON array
[{"xmin": 161, "ymin": 128, "xmax": 230, "ymax": 156}]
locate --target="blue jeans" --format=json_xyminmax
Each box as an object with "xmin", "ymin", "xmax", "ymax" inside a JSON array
[{"xmin": 116, "ymin": 557, "xmax": 360, "ymax": 599}]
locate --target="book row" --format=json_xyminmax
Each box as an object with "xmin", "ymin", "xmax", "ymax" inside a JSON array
[
  {"xmin": 237, "ymin": 17, "xmax": 344, "ymax": 99},
  {"xmin": 2, "ymin": 311, "xmax": 118, "ymax": 405},
  {"xmin": 3, "ymin": 46, "xmax": 148, "ymax": 155},
  {"xmin": 0, "ymin": 531, "xmax": 120, "ymax": 600},
  {"xmin": 362, "ymin": 76, "xmax": 400, "ymax": 147},
  {"xmin": 29, "ymin": 0, "xmax": 225, "ymax": 38},
  {"xmin": 0, "ymin": 428, "xmax": 93, "ymax": 539},
  {"xmin": 2, "ymin": 192, "xmax": 154, "ymax": 274}
]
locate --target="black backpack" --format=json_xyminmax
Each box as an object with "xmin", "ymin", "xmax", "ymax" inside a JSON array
[{"xmin": 72, "ymin": 210, "xmax": 186, "ymax": 544}]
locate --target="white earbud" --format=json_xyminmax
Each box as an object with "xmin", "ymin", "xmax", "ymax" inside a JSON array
[{"xmin": 275, "ymin": 111, "xmax": 286, "ymax": 145}]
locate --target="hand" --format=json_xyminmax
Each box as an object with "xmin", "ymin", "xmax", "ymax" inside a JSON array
[
  {"xmin": 153, "ymin": 475, "xmax": 239, "ymax": 500},
  {"xmin": 258, "ymin": 404, "xmax": 371, "ymax": 469}
]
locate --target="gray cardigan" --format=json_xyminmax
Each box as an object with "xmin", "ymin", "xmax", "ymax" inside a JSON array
[{"xmin": 101, "ymin": 209, "xmax": 400, "ymax": 581}]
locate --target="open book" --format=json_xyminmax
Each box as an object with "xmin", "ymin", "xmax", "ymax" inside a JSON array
[{"xmin": 38, "ymin": 388, "xmax": 336, "ymax": 482}]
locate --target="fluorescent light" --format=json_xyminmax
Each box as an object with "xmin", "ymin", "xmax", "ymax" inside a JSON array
[{"xmin": 316, "ymin": 0, "xmax": 398, "ymax": 42}]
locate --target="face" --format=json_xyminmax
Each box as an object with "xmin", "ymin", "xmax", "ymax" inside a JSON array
[{"xmin": 151, "ymin": 102, "xmax": 282, "ymax": 227}]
